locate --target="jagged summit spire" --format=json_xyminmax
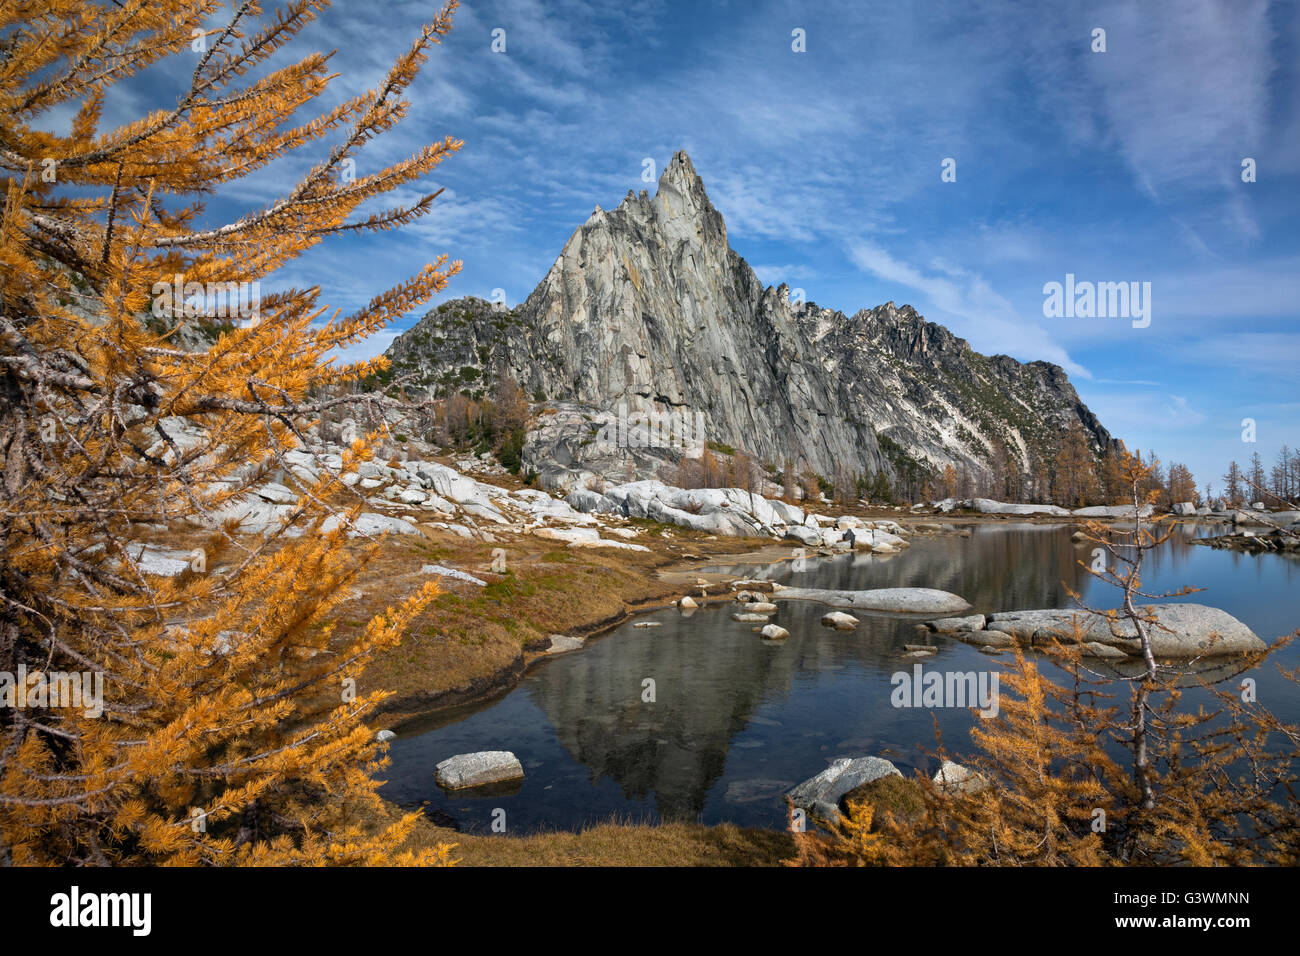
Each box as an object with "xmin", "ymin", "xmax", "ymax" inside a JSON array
[
  {"xmin": 656, "ymin": 151, "xmax": 711, "ymax": 208},
  {"xmin": 647, "ymin": 149, "xmax": 723, "ymax": 243},
  {"xmin": 603, "ymin": 152, "xmax": 709, "ymax": 225},
  {"xmin": 660, "ymin": 150, "xmax": 699, "ymax": 188}
]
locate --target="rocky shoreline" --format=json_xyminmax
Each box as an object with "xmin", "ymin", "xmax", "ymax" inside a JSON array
[{"xmin": 1191, "ymin": 526, "xmax": 1300, "ymax": 554}]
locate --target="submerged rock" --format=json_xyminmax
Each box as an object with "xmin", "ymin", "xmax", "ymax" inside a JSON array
[
  {"xmin": 1081, "ymin": 641, "xmax": 1128, "ymax": 659},
  {"xmin": 1192, "ymin": 529, "xmax": 1300, "ymax": 554},
  {"xmin": 926, "ymin": 613, "xmax": 986, "ymax": 633},
  {"xmin": 821, "ymin": 611, "xmax": 860, "ymax": 630}
]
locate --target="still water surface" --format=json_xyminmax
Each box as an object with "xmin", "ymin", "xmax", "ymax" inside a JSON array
[{"xmin": 381, "ymin": 522, "xmax": 1300, "ymax": 833}]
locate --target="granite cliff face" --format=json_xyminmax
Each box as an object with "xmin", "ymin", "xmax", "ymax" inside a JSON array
[{"xmin": 387, "ymin": 151, "xmax": 1115, "ymax": 489}]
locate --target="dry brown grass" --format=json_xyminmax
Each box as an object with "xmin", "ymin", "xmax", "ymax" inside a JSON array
[
  {"xmin": 356, "ymin": 793, "xmax": 793, "ymax": 866},
  {"xmin": 412, "ymin": 818, "xmax": 795, "ymax": 866}
]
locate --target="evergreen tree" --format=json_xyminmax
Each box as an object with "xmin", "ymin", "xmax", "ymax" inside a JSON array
[
  {"xmin": 1248, "ymin": 452, "xmax": 1267, "ymax": 505},
  {"xmin": 1272, "ymin": 445, "xmax": 1295, "ymax": 502},
  {"xmin": 1223, "ymin": 461, "xmax": 1244, "ymax": 506},
  {"xmin": 1166, "ymin": 462, "xmax": 1196, "ymax": 506}
]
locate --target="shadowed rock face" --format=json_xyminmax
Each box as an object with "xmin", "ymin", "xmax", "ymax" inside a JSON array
[{"xmin": 388, "ymin": 151, "xmax": 1117, "ymax": 484}]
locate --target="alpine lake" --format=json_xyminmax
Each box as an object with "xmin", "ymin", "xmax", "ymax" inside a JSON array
[{"xmin": 380, "ymin": 521, "xmax": 1300, "ymax": 834}]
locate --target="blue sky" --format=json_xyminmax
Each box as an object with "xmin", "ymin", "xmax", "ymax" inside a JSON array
[{"xmin": 58, "ymin": 0, "xmax": 1300, "ymax": 492}]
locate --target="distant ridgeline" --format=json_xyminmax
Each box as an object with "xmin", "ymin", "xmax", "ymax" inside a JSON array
[{"xmin": 385, "ymin": 151, "xmax": 1118, "ymax": 493}]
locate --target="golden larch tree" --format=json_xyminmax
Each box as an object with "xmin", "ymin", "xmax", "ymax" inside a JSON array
[{"xmin": 1, "ymin": 0, "xmax": 465, "ymax": 864}]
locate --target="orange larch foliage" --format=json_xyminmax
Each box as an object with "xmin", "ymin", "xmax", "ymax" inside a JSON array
[{"xmin": 1, "ymin": 0, "xmax": 464, "ymax": 864}]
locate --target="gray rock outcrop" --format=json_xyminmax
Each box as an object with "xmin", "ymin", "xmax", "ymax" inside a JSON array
[
  {"xmin": 1072, "ymin": 504, "xmax": 1156, "ymax": 519},
  {"xmin": 971, "ymin": 498, "xmax": 1071, "ymax": 516}
]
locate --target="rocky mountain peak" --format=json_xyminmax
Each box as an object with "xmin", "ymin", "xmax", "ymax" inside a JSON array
[
  {"xmin": 660, "ymin": 149, "xmax": 702, "ymax": 192},
  {"xmin": 386, "ymin": 152, "xmax": 1118, "ymax": 491},
  {"xmin": 624, "ymin": 150, "xmax": 724, "ymax": 249}
]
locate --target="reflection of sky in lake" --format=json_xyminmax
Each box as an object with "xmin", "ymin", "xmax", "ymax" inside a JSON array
[{"xmin": 381, "ymin": 523, "xmax": 1300, "ymax": 834}]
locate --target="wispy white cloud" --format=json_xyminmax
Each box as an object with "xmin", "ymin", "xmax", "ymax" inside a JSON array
[
  {"xmin": 1162, "ymin": 394, "xmax": 1208, "ymax": 426},
  {"xmin": 1020, "ymin": 0, "xmax": 1276, "ymax": 243}
]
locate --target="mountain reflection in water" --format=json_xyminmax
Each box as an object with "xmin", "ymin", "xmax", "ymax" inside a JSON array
[{"xmin": 381, "ymin": 522, "xmax": 1300, "ymax": 834}]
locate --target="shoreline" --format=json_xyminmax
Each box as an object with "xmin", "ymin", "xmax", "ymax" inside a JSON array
[
  {"xmin": 380, "ymin": 539, "xmax": 813, "ymax": 729},
  {"xmin": 372, "ymin": 510, "xmax": 1216, "ymax": 727}
]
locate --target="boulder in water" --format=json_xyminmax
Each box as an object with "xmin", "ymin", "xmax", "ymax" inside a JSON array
[
  {"xmin": 788, "ymin": 756, "xmax": 902, "ymax": 822},
  {"xmin": 435, "ymin": 751, "xmax": 524, "ymax": 790},
  {"xmin": 821, "ymin": 611, "xmax": 860, "ymax": 630},
  {"xmin": 984, "ymin": 604, "xmax": 1265, "ymax": 657},
  {"xmin": 779, "ymin": 587, "xmax": 971, "ymax": 615}
]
